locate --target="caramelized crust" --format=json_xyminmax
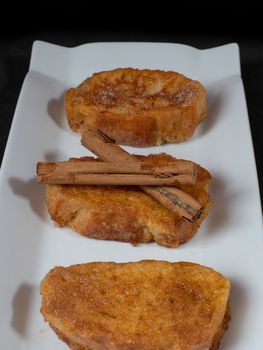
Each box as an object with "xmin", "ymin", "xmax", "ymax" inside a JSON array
[
  {"xmin": 65, "ymin": 68, "xmax": 207, "ymax": 147},
  {"xmin": 40, "ymin": 261, "xmax": 230, "ymax": 350},
  {"xmin": 45, "ymin": 154, "xmax": 211, "ymax": 247}
]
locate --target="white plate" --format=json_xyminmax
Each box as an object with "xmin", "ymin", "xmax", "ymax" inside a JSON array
[{"xmin": 0, "ymin": 41, "xmax": 262, "ymax": 349}]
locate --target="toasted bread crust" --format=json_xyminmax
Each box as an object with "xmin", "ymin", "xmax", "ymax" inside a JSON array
[
  {"xmin": 209, "ymin": 305, "xmax": 231, "ymax": 350},
  {"xmin": 50, "ymin": 307, "xmax": 231, "ymax": 350},
  {"xmin": 45, "ymin": 154, "xmax": 211, "ymax": 247},
  {"xmin": 40, "ymin": 261, "xmax": 230, "ymax": 350},
  {"xmin": 65, "ymin": 68, "xmax": 207, "ymax": 147}
]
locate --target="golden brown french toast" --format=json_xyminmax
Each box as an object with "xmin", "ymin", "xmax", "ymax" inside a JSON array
[
  {"xmin": 40, "ymin": 260, "xmax": 230, "ymax": 350},
  {"xmin": 45, "ymin": 153, "xmax": 211, "ymax": 247},
  {"xmin": 65, "ymin": 68, "xmax": 207, "ymax": 147}
]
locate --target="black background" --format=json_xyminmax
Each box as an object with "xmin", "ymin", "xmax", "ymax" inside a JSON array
[{"xmin": 0, "ymin": 3, "xmax": 262, "ymax": 207}]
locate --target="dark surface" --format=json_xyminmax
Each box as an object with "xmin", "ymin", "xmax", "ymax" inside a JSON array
[{"xmin": 0, "ymin": 31, "xmax": 262, "ymax": 207}]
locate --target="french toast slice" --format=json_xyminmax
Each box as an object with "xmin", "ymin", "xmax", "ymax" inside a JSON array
[
  {"xmin": 45, "ymin": 153, "xmax": 211, "ymax": 247},
  {"xmin": 40, "ymin": 261, "xmax": 230, "ymax": 350},
  {"xmin": 65, "ymin": 68, "xmax": 207, "ymax": 147}
]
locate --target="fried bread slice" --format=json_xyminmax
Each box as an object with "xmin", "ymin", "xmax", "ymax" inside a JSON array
[
  {"xmin": 45, "ymin": 153, "xmax": 211, "ymax": 247},
  {"xmin": 40, "ymin": 260, "xmax": 230, "ymax": 350},
  {"xmin": 65, "ymin": 68, "xmax": 207, "ymax": 147}
]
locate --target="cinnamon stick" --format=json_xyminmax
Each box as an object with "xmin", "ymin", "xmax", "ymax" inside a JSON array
[
  {"xmin": 146, "ymin": 187, "xmax": 203, "ymax": 221},
  {"xmin": 37, "ymin": 160, "xmax": 195, "ymax": 176},
  {"xmin": 81, "ymin": 129, "xmax": 203, "ymax": 222},
  {"xmin": 37, "ymin": 160, "xmax": 195, "ymax": 186},
  {"xmin": 37, "ymin": 173, "xmax": 195, "ymax": 186}
]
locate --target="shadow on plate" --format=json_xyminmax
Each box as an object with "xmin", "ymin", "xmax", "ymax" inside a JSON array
[
  {"xmin": 204, "ymin": 174, "xmax": 230, "ymax": 234},
  {"xmin": 204, "ymin": 174, "xmax": 246, "ymax": 235},
  {"xmin": 8, "ymin": 177, "xmax": 47, "ymax": 221},
  {"xmin": 11, "ymin": 283, "xmax": 35, "ymax": 337},
  {"xmin": 47, "ymin": 91, "xmax": 69, "ymax": 131},
  {"xmin": 43, "ymin": 150, "xmax": 69, "ymax": 162},
  {"xmin": 221, "ymin": 279, "xmax": 247, "ymax": 349},
  {"xmin": 197, "ymin": 89, "xmax": 223, "ymax": 137}
]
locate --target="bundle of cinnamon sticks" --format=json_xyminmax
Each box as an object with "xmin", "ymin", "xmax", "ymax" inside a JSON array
[{"xmin": 36, "ymin": 129, "xmax": 203, "ymax": 223}]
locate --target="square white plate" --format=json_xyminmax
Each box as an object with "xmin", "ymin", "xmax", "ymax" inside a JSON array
[{"xmin": 0, "ymin": 41, "xmax": 262, "ymax": 349}]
